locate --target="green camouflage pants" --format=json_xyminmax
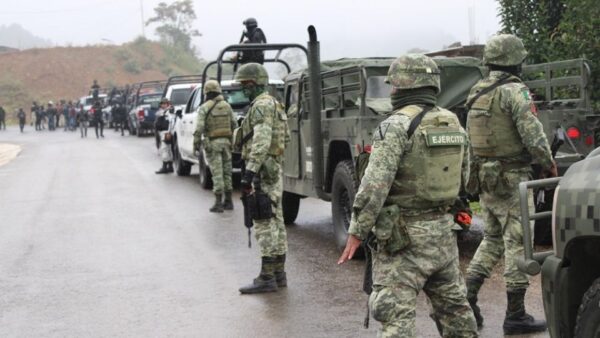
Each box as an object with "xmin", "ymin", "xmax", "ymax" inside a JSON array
[
  {"xmin": 370, "ymin": 214, "xmax": 478, "ymax": 337},
  {"xmin": 467, "ymin": 170, "xmax": 533, "ymax": 289},
  {"xmin": 253, "ymin": 156, "xmax": 287, "ymax": 257},
  {"xmin": 205, "ymin": 138, "xmax": 232, "ymax": 193}
]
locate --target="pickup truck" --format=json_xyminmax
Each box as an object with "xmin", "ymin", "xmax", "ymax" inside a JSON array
[
  {"xmin": 126, "ymin": 81, "xmax": 165, "ymax": 137},
  {"xmin": 170, "ymin": 78, "xmax": 284, "ymax": 187}
]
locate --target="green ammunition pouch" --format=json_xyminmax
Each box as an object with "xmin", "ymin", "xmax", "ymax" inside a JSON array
[
  {"xmin": 479, "ymin": 161, "xmax": 501, "ymax": 193},
  {"xmin": 247, "ymin": 190, "xmax": 273, "ymax": 221},
  {"xmin": 372, "ymin": 205, "xmax": 410, "ymax": 255}
]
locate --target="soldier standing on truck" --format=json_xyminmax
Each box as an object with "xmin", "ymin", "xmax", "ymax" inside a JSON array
[
  {"xmin": 337, "ymin": 54, "xmax": 477, "ymax": 337},
  {"xmin": 91, "ymin": 80, "xmax": 100, "ymax": 100},
  {"xmin": 235, "ymin": 63, "xmax": 290, "ymax": 294},
  {"xmin": 193, "ymin": 80, "xmax": 237, "ymax": 213},
  {"xmin": 464, "ymin": 34, "xmax": 557, "ymax": 335},
  {"xmin": 154, "ymin": 98, "xmax": 174, "ymax": 174},
  {"xmin": 238, "ymin": 18, "xmax": 266, "ymax": 65}
]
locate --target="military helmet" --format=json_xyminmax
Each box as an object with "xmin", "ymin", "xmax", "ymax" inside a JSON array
[
  {"xmin": 483, "ymin": 34, "xmax": 528, "ymax": 66},
  {"xmin": 385, "ymin": 54, "xmax": 441, "ymax": 93},
  {"xmin": 243, "ymin": 17, "xmax": 258, "ymax": 28},
  {"xmin": 160, "ymin": 97, "xmax": 170, "ymax": 104},
  {"xmin": 234, "ymin": 63, "xmax": 269, "ymax": 86},
  {"xmin": 203, "ymin": 80, "xmax": 222, "ymax": 94}
]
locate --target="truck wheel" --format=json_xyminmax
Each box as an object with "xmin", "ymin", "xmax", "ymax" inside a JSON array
[
  {"xmin": 575, "ymin": 277, "xmax": 600, "ymax": 338},
  {"xmin": 172, "ymin": 140, "xmax": 191, "ymax": 176},
  {"xmin": 331, "ymin": 160, "xmax": 360, "ymax": 252},
  {"xmin": 136, "ymin": 126, "xmax": 143, "ymax": 137},
  {"xmin": 198, "ymin": 152, "xmax": 213, "ymax": 190},
  {"xmin": 282, "ymin": 192, "xmax": 301, "ymax": 225}
]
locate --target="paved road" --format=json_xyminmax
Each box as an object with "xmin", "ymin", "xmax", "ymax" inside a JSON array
[{"xmin": 0, "ymin": 127, "xmax": 548, "ymax": 337}]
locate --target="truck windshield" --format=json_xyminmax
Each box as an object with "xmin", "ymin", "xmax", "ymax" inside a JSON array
[
  {"xmin": 366, "ymin": 76, "xmax": 392, "ymax": 99},
  {"xmin": 223, "ymin": 88, "xmax": 250, "ymax": 107},
  {"xmin": 169, "ymin": 88, "xmax": 193, "ymax": 105},
  {"xmin": 140, "ymin": 94, "xmax": 162, "ymax": 105}
]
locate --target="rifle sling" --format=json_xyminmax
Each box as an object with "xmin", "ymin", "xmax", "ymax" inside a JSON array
[{"xmin": 465, "ymin": 74, "xmax": 514, "ymax": 110}]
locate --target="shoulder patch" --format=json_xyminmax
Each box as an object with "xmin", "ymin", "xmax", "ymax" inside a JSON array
[
  {"xmin": 521, "ymin": 88, "xmax": 531, "ymax": 101},
  {"xmin": 373, "ymin": 123, "xmax": 390, "ymax": 141}
]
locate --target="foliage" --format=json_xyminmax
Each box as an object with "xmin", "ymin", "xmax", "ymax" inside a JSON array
[
  {"xmin": 123, "ymin": 60, "xmax": 141, "ymax": 74},
  {"xmin": 497, "ymin": 0, "xmax": 600, "ymax": 108},
  {"xmin": 146, "ymin": 0, "xmax": 201, "ymax": 53}
]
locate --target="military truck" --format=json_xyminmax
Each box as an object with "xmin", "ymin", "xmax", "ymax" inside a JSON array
[
  {"xmin": 279, "ymin": 29, "xmax": 487, "ymax": 250},
  {"xmin": 517, "ymin": 146, "xmax": 600, "ymax": 337}
]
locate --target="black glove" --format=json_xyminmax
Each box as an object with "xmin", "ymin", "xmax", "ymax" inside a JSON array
[{"xmin": 241, "ymin": 170, "xmax": 256, "ymax": 191}]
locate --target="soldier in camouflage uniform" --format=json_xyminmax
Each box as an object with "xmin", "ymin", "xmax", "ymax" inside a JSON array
[
  {"xmin": 235, "ymin": 63, "xmax": 290, "ymax": 294},
  {"xmin": 464, "ymin": 34, "xmax": 556, "ymax": 335},
  {"xmin": 338, "ymin": 54, "xmax": 478, "ymax": 337},
  {"xmin": 193, "ymin": 80, "xmax": 237, "ymax": 213}
]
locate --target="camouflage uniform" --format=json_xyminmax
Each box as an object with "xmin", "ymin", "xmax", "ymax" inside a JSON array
[
  {"xmin": 194, "ymin": 95, "xmax": 236, "ymax": 194},
  {"xmin": 465, "ymin": 34, "xmax": 552, "ymax": 334},
  {"xmin": 348, "ymin": 55, "xmax": 477, "ymax": 337},
  {"xmin": 236, "ymin": 63, "xmax": 290, "ymax": 294},
  {"xmin": 240, "ymin": 91, "xmax": 289, "ymax": 257}
]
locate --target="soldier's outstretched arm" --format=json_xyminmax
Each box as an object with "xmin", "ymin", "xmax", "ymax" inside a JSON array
[
  {"xmin": 505, "ymin": 86, "xmax": 554, "ymax": 171},
  {"xmin": 193, "ymin": 105, "xmax": 207, "ymax": 148},
  {"xmin": 339, "ymin": 116, "xmax": 408, "ymax": 264}
]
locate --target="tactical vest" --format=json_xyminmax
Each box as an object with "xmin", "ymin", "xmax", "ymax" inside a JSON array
[
  {"xmin": 388, "ymin": 105, "xmax": 465, "ymax": 209},
  {"xmin": 241, "ymin": 94, "xmax": 289, "ymax": 159},
  {"xmin": 467, "ymin": 78, "xmax": 525, "ymax": 158},
  {"xmin": 205, "ymin": 99, "xmax": 233, "ymax": 139}
]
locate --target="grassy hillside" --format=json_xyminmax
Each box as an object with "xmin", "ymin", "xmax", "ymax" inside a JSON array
[{"xmin": 0, "ymin": 38, "xmax": 205, "ymax": 122}]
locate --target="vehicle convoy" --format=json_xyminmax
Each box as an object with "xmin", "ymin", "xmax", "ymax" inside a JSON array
[
  {"xmin": 517, "ymin": 147, "xmax": 600, "ymax": 338},
  {"xmin": 169, "ymin": 56, "xmax": 286, "ymax": 185},
  {"xmin": 127, "ymin": 81, "xmax": 165, "ymax": 137}
]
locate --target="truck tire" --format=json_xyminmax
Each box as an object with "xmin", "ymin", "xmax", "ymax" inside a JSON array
[
  {"xmin": 198, "ymin": 152, "xmax": 213, "ymax": 190},
  {"xmin": 172, "ymin": 140, "xmax": 191, "ymax": 176},
  {"xmin": 136, "ymin": 126, "xmax": 143, "ymax": 137},
  {"xmin": 282, "ymin": 192, "xmax": 301, "ymax": 225},
  {"xmin": 331, "ymin": 160, "xmax": 359, "ymax": 252},
  {"xmin": 574, "ymin": 277, "xmax": 600, "ymax": 338}
]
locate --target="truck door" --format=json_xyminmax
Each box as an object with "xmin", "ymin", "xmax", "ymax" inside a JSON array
[{"xmin": 283, "ymin": 81, "xmax": 302, "ymax": 178}]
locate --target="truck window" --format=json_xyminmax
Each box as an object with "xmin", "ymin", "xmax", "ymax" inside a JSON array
[
  {"xmin": 190, "ymin": 88, "xmax": 203, "ymax": 112},
  {"xmin": 169, "ymin": 88, "xmax": 193, "ymax": 105},
  {"xmin": 366, "ymin": 76, "xmax": 392, "ymax": 99}
]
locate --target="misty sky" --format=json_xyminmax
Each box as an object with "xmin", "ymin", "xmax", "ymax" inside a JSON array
[{"xmin": 1, "ymin": 0, "xmax": 501, "ymax": 60}]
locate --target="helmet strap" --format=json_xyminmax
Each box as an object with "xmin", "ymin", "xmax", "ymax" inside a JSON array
[{"xmin": 488, "ymin": 64, "xmax": 522, "ymax": 77}]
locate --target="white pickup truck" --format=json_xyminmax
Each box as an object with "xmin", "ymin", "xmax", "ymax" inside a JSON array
[{"xmin": 170, "ymin": 79, "xmax": 284, "ymax": 188}]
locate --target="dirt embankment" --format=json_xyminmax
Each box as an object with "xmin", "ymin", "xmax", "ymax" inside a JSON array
[{"xmin": 0, "ymin": 39, "xmax": 204, "ymax": 122}]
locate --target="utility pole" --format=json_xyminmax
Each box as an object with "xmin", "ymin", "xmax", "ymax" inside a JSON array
[{"xmin": 140, "ymin": 0, "xmax": 146, "ymax": 37}]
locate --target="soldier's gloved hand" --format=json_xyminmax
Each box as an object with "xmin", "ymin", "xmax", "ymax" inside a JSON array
[{"xmin": 241, "ymin": 170, "xmax": 256, "ymax": 193}]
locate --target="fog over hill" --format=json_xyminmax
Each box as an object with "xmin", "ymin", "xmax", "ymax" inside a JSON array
[{"xmin": 0, "ymin": 24, "xmax": 52, "ymax": 50}]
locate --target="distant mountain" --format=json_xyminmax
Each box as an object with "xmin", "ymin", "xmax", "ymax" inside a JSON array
[{"xmin": 0, "ymin": 23, "xmax": 52, "ymax": 50}]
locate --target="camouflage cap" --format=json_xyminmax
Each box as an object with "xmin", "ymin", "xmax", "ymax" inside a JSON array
[
  {"xmin": 483, "ymin": 34, "xmax": 528, "ymax": 66},
  {"xmin": 203, "ymin": 79, "xmax": 222, "ymax": 94},
  {"xmin": 385, "ymin": 54, "xmax": 441, "ymax": 93},
  {"xmin": 234, "ymin": 63, "xmax": 269, "ymax": 86},
  {"xmin": 243, "ymin": 17, "xmax": 257, "ymax": 27}
]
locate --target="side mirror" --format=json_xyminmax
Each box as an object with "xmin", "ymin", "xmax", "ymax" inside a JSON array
[{"xmin": 176, "ymin": 109, "xmax": 182, "ymax": 118}]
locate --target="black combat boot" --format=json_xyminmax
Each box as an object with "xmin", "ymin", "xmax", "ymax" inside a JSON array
[
  {"xmin": 155, "ymin": 162, "xmax": 170, "ymax": 174},
  {"xmin": 466, "ymin": 274, "xmax": 485, "ymax": 329},
  {"xmin": 209, "ymin": 193, "xmax": 224, "ymax": 213},
  {"xmin": 274, "ymin": 254, "xmax": 287, "ymax": 287},
  {"xmin": 239, "ymin": 257, "xmax": 278, "ymax": 294},
  {"xmin": 166, "ymin": 161, "xmax": 174, "ymax": 173},
  {"xmin": 223, "ymin": 191, "xmax": 234, "ymax": 210},
  {"xmin": 503, "ymin": 289, "xmax": 547, "ymax": 335}
]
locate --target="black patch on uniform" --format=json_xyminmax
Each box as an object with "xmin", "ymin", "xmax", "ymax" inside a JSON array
[
  {"xmin": 594, "ymin": 219, "xmax": 600, "ymax": 232},
  {"xmin": 565, "ymin": 218, "xmax": 571, "ymax": 230},
  {"xmin": 588, "ymin": 205, "xmax": 594, "ymax": 219},
  {"xmin": 377, "ymin": 123, "xmax": 390, "ymax": 140}
]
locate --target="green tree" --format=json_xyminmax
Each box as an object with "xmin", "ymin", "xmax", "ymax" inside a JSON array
[
  {"xmin": 146, "ymin": 0, "xmax": 201, "ymax": 53},
  {"xmin": 497, "ymin": 0, "xmax": 600, "ymax": 107}
]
